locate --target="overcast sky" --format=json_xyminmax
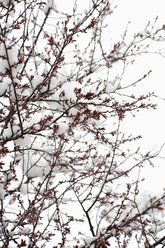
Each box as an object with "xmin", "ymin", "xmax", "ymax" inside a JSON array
[
  {"xmin": 56, "ymin": 0, "xmax": 165, "ymax": 194},
  {"xmin": 111, "ymin": 0, "xmax": 165, "ymax": 193}
]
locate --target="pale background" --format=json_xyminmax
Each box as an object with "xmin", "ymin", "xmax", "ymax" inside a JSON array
[{"xmin": 55, "ymin": 0, "xmax": 165, "ymax": 246}]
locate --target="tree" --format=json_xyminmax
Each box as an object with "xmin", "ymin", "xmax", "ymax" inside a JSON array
[{"xmin": 0, "ymin": 0, "xmax": 165, "ymax": 247}]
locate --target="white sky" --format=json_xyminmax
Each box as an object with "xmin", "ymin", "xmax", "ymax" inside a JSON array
[
  {"xmin": 55, "ymin": 0, "xmax": 165, "ymax": 217},
  {"xmin": 110, "ymin": 0, "xmax": 165, "ymax": 194},
  {"xmin": 55, "ymin": 1, "xmax": 165, "ymax": 245},
  {"xmin": 2, "ymin": 1, "xmax": 164, "ymax": 247},
  {"xmin": 40, "ymin": 1, "xmax": 165, "ymax": 247}
]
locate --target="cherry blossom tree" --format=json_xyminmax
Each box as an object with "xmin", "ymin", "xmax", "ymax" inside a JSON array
[{"xmin": 0, "ymin": 0, "xmax": 165, "ymax": 247}]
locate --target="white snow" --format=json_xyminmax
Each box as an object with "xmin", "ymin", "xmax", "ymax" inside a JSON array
[
  {"xmin": 7, "ymin": 45, "xmax": 19, "ymax": 66},
  {"xmin": 0, "ymin": 1, "xmax": 165, "ymax": 247},
  {"xmin": 14, "ymin": 135, "xmax": 32, "ymax": 147},
  {"xmin": 31, "ymin": 74, "xmax": 44, "ymax": 89},
  {"xmin": 56, "ymin": 121, "xmax": 69, "ymax": 135},
  {"xmin": 20, "ymin": 152, "xmax": 51, "ymax": 179},
  {"xmin": 0, "ymin": 0, "xmax": 9, "ymax": 6},
  {"xmin": 61, "ymin": 81, "xmax": 81, "ymax": 102},
  {"xmin": 41, "ymin": 0, "xmax": 57, "ymax": 15},
  {"xmin": 2, "ymin": 125, "xmax": 13, "ymax": 139},
  {"xmin": 0, "ymin": 77, "xmax": 11, "ymax": 95},
  {"xmin": 105, "ymin": 80, "xmax": 120, "ymax": 93},
  {"xmin": 0, "ymin": 184, "xmax": 6, "ymax": 200}
]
